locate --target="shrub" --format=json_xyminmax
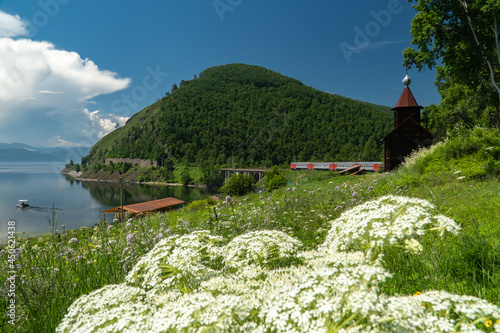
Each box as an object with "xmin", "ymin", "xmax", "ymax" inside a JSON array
[
  {"xmin": 159, "ymin": 167, "xmax": 174, "ymax": 182},
  {"xmin": 180, "ymin": 168, "xmax": 193, "ymax": 186},
  {"xmin": 398, "ymin": 127, "xmax": 500, "ymax": 181},
  {"xmin": 119, "ymin": 162, "xmax": 133, "ymax": 174},
  {"xmin": 220, "ymin": 173, "xmax": 255, "ymax": 196},
  {"xmin": 264, "ymin": 167, "xmax": 288, "ymax": 192},
  {"xmin": 186, "ymin": 198, "xmax": 217, "ymax": 211}
]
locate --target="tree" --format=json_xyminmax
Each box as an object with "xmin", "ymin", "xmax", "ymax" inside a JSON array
[
  {"xmin": 264, "ymin": 167, "xmax": 288, "ymax": 192},
  {"xmin": 200, "ymin": 161, "xmax": 221, "ymax": 186},
  {"xmin": 421, "ymin": 67, "xmax": 493, "ymax": 137},
  {"xmin": 180, "ymin": 167, "xmax": 192, "ymax": 186},
  {"xmin": 404, "ymin": 0, "xmax": 500, "ymax": 128},
  {"xmin": 220, "ymin": 173, "xmax": 255, "ymax": 197}
]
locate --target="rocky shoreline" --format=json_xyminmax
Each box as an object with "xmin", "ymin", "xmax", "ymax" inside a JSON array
[{"xmin": 60, "ymin": 167, "xmax": 206, "ymax": 188}]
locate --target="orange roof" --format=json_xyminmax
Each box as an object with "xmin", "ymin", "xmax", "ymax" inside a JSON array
[
  {"xmin": 103, "ymin": 197, "xmax": 185, "ymax": 214},
  {"xmin": 392, "ymin": 87, "xmax": 423, "ymax": 110}
]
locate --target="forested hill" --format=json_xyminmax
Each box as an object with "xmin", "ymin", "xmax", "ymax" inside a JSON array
[{"xmin": 85, "ymin": 64, "xmax": 393, "ymax": 167}]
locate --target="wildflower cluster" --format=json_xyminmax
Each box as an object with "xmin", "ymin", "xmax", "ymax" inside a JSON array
[
  {"xmin": 125, "ymin": 230, "xmax": 225, "ymax": 292},
  {"xmin": 320, "ymin": 195, "xmax": 461, "ymax": 257},
  {"xmin": 370, "ymin": 291, "xmax": 500, "ymax": 332},
  {"xmin": 56, "ymin": 196, "xmax": 500, "ymax": 333},
  {"xmin": 223, "ymin": 230, "xmax": 302, "ymax": 268}
]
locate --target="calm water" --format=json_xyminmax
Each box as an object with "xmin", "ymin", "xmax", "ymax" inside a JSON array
[{"xmin": 0, "ymin": 162, "xmax": 211, "ymax": 242}]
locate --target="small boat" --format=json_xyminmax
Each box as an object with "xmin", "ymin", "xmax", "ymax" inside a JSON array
[{"xmin": 16, "ymin": 200, "xmax": 30, "ymax": 208}]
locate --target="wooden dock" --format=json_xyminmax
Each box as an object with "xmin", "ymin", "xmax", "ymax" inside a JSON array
[{"xmin": 103, "ymin": 197, "xmax": 185, "ymax": 215}]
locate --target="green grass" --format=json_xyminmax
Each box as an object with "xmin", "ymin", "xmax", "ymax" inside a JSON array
[{"xmin": 1, "ymin": 127, "xmax": 499, "ymax": 332}]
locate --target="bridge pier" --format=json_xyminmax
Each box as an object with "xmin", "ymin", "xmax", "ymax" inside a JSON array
[{"xmin": 220, "ymin": 168, "xmax": 267, "ymax": 182}]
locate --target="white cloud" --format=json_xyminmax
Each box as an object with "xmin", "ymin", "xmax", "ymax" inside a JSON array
[
  {"xmin": 0, "ymin": 10, "xmax": 132, "ymax": 146},
  {"xmin": 55, "ymin": 136, "xmax": 85, "ymax": 147},
  {"xmin": 83, "ymin": 109, "xmax": 129, "ymax": 139},
  {"xmin": 0, "ymin": 38, "xmax": 131, "ymax": 110},
  {"xmin": 39, "ymin": 90, "xmax": 64, "ymax": 94},
  {"xmin": 0, "ymin": 11, "xmax": 29, "ymax": 37}
]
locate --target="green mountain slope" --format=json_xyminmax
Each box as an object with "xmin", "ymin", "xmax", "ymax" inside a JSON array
[{"xmin": 85, "ymin": 64, "xmax": 393, "ymax": 166}]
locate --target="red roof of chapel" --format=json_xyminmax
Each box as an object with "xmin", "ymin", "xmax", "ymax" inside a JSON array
[{"xmin": 392, "ymin": 87, "xmax": 423, "ymax": 110}]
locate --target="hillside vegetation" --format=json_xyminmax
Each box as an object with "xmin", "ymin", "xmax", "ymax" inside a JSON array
[
  {"xmin": 3, "ymin": 127, "xmax": 500, "ymax": 332},
  {"xmin": 85, "ymin": 64, "xmax": 392, "ymax": 167}
]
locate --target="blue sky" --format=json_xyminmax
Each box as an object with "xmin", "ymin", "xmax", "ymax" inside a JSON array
[{"xmin": 0, "ymin": 0, "xmax": 440, "ymax": 147}]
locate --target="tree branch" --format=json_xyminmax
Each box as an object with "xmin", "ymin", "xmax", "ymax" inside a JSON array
[
  {"xmin": 494, "ymin": 15, "xmax": 500, "ymax": 71},
  {"xmin": 460, "ymin": 0, "xmax": 500, "ymax": 98}
]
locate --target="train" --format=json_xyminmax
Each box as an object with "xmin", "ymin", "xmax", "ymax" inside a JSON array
[{"xmin": 290, "ymin": 162, "xmax": 383, "ymax": 173}]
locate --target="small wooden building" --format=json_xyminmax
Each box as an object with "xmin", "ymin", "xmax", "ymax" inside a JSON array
[{"xmin": 381, "ymin": 75, "xmax": 435, "ymax": 171}]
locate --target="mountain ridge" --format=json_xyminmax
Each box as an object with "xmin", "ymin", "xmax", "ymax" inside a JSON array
[
  {"xmin": 85, "ymin": 63, "xmax": 393, "ymax": 167},
  {"xmin": 0, "ymin": 143, "xmax": 91, "ymax": 162}
]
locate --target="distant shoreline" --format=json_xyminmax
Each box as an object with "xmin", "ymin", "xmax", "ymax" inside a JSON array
[
  {"xmin": 60, "ymin": 169, "xmax": 206, "ymax": 188},
  {"xmin": 76, "ymin": 177, "xmax": 207, "ymax": 188}
]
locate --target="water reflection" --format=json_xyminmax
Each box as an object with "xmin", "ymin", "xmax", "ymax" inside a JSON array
[
  {"xmin": 71, "ymin": 178, "xmax": 212, "ymax": 208},
  {"xmin": 0, "ymin": 162, "xmax": 215, "ymax": 241}
]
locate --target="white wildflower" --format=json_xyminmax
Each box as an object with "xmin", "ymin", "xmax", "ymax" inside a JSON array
[
  {"xmin": 125, "ymin": 230, "xmax": 225, "ymax": 292},
  {"xmin": 370, "ymin": 290, "xmax": 500, "ymax": 332},
  {"xmin": 434, "ymin": 214, "xmax": 461, "ymax": 235},
  {"xmin": 56, "ymin": 284, "xmax": 153, "ymax": 333},
  {"xmin": 58, "ymin": 207, "xmax": 497, "ymax": 333},
  {"xmin": 223, "ymin": 230, "xmax": 303, "ymax": 268},
  {"xmin": 404, "ymin": 238, "xmax": 423, "ymax": 254},
  {"xmin": 320, "ymin": 195, "xmax": 459, "ymax": 253}
]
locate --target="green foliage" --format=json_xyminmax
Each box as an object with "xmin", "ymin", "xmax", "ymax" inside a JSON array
[
  {"xmin": 264, "ymin": 167, "xmax": 288, "ymax": 192},
  {"xmin": 84, "ymin": 64, "xmax": 391, "ymax": 166},
  {"xmin": 180, "ymin": 167, "xmax": 193, "ymax": 186},
  {"xmin": 138, "ymin": 166, "xmax": 174, "ymax": 183},
  {"xmin": 219, "ymin": 173, "xmax": 255, "ymax": 196},
  {"xmin": 65, "ymin": 162, "xmax": 81, "ymax": 172},
  {"xmin": 186, "ymin": 197, "xmax": 218, "ymax": 211},
  {"xmin": 199, "ymin": 162, "xmax": 221, "ymax": 185},
  {"xmin": 421, "ymin": 68, "xmax": 496, "ymax": 138},
  {"xmin": 119, "ymin": 162, "xmax": 132, "ymax": 174},
  {"xmin": 399, "ymin": 127, "xmax": 500, "ymax": 182},
  {"xmin": 404, "ymin": 0, "xmax": 500, "ymax": 131}
]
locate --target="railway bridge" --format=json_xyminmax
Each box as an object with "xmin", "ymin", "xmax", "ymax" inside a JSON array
[
  {"xmin": 220, "ymin": 168, "xmax": 268, "ymax": 182},
  {"xmin": 220, "ymin": 162, "xmax": 383, "ymax": 182}
]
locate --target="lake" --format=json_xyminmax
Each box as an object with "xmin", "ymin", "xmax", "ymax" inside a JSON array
[{"xmin": 0, "ymin": 162, "xmax": 212, "ymax": 242}]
